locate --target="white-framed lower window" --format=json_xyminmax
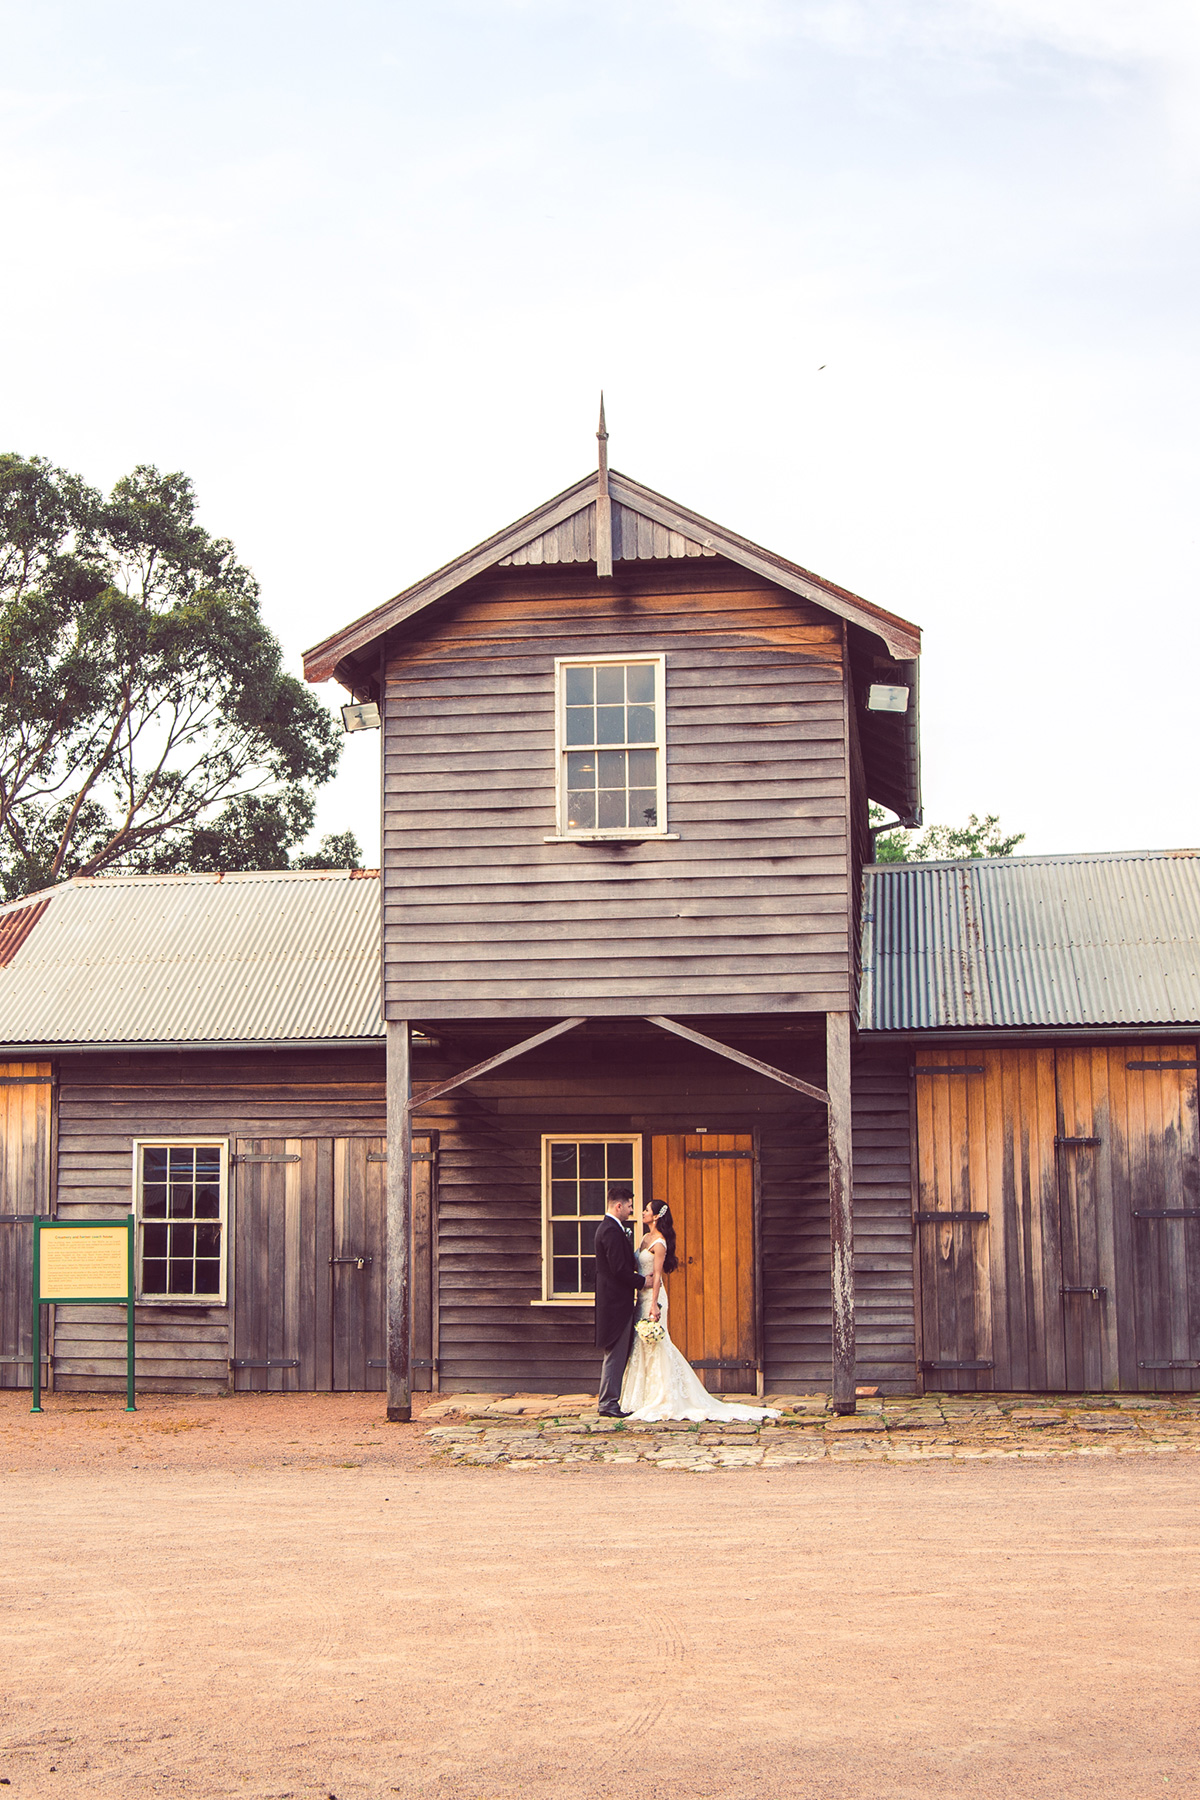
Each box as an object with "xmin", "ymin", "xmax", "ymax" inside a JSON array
[
  {"xmin": 133, "ymin": 1138, "xmax": 229, "ymax": 1304},
  {"xmin": 540, "ymin": 1134, "xmax": 642, "ymax": 1303},
  {"xmin": 555, "ymin": 654, "xmax": 667, "ymax": 838}
]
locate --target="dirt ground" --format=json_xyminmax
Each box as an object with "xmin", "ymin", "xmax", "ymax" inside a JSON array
[{"xmin": 2, "ymin": 1394, "xmax": 1199, "ymax": 1800}]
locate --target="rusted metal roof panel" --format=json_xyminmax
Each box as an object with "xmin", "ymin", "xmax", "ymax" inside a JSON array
[
  {"xmin": 861, "ymin": 850, "xmax": 1200, "ymax": 1031},
  {"xmin": 0, "ymin": 871, "xmax": 383, "ymax": 1046},
  {"xmin": 0, "ymin": 899, "xmax": 50, "ymax": 968}
]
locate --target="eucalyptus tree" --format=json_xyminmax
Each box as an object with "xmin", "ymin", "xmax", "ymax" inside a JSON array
[{"xmin": 0, "ymin": 454, "xmax": 350, "ymax": 899}]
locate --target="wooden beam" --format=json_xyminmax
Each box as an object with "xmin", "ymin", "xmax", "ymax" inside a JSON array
[
  {"xmin": 410, "ymin": 1017, "xmax": 587, "ymax": 1111},
  {"xmin": 827, "ymin": 1010, "xmax": 856, "ymax": 1414},
  {"xmin": 645, "ymin": 1015, "xmax": 829, "ymax": 1106},
  {"xmin": 385, "ymin": 1020, "xmax": 412, "ymax": 1422}
]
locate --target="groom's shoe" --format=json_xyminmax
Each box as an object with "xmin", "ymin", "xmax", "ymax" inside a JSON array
[{"xmin": 598, "ymin": 1407, "xmax": 631, "ymax": 1418}]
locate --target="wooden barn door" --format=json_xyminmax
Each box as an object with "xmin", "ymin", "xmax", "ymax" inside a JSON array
[
  {"xmin": 913, "ymin": 1051, "xmax": 1062, "ymax": 1391},
  {"xmin": 232, "ymin": 1139, "xmax": 334, "ymax": 1391},
  {"xmin": 652, "ymin": 1134, "xmax": 757, "ymax": 1393},
  {"xmin": 1055, "ymin": 1047, "xmax": 1200, "ymax": 1393},
  {"xmin": 231, "ymin": 1133, "xmax": 436, "ymax": 1392},
  {"xmin": 332, "ymin": 1139, "xmax": 386, "ymax": 1391},
  {"xmin": 0, "ymin": 1064, "xmax": 53, "ymax": 1391},
  {"xmin": 915, "ymin": 1046, "xmax": 1200, "ymax": 1393}
]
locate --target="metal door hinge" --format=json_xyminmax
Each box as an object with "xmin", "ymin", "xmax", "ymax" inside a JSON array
[
  {"xmin": 921, "ymin": 1359, "xmax": 993, "ymax": 1371},
  {"xmin": 1127, "ymin": 1061, "xmax": 1198, "ymax": 1071},
  {"xmin": 1055, "ymin": 1136, "xmax": 1101, "ymax": 1147},
  {"xmin": 688, "ymin": 1358, "xmax": 757, "ymax": 1370},
  {"xmin": 229, "ymin": 1358, "xmax": 300, "ymax": 1369},
  {"xmin": 1134, "ymin": 1209, "xmax": 1200, "ymax": 1219},
  {"xmin": 233, "ymin": 1154, "xmax": 301, "ymax": 1164},
  {"xmin": 1139, "ymin": 1359, "xmax": 1200, "ymax": 1369},
  {"xmin": 685, "ymin": 1150, "xmax": 753, "ymax": 1160},
  {"xmin": 914, "ymin": 1210, "xmax": 989, "ymax": 1223}
]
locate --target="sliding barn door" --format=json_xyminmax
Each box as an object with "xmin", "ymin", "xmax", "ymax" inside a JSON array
[{"xmin": 652, "ymin": 1134, "xmax": 757, "ymax": 1393}]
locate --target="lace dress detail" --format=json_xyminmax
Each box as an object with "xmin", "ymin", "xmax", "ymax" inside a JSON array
[{"xmin": 619, "ymin": 1242, "xmax": 780, "ymax": 1424}]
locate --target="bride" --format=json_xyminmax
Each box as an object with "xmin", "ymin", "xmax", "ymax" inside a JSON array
[{"xmin": 619, "ymin": 1202, "xmax": 780, "ymax": 1423}]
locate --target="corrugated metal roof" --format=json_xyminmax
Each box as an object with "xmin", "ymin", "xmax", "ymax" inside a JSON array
[
  {"xmin": 861, "ymin": 850, "xmax": 1200, "ymax": 1031},
  {"xmin": 0, "ymin": 870, "xmax": 383, "ymax": 1046}
]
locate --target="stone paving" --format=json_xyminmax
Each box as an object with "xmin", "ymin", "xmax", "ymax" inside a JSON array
[{"xmin": 422, "ymin": 1388, "xmax": 1200, "ymax": 1471}]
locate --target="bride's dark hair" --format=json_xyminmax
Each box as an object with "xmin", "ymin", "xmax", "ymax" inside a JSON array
[{"xmin": 651, "ymin": 1203, "xmax": 679, "ymax": 1274}]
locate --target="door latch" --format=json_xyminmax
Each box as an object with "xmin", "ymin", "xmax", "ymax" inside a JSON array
[
  {"xmin": 330, "ymin": 1255, "xmax": 373, "ymax": 1270},
  {"xmin": 1061, "ymin": 1285, "xmax": 1107, "ymax": 1300}
]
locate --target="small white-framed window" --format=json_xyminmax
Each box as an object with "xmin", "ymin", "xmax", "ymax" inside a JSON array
[
  {"xmin": 555, "ymin": 654, "xmax": 667, "ymax": 838},
  {"xmin": 540, "ymin": 1134, "xmax": 642, "ymax": 1303},
  {"xmin": 133, "ymin": 1139, "xmax": 229, "ymax": 1304}
]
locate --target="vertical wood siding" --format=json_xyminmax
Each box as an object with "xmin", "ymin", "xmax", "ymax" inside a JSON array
[
  {"xmin": 382, "ymin": 561, "xmax": 852, "ymax": 1019},
  {"xmin": 912, "ymin": 1043, "xmax": 1200, "ymax": 1393},
  {"xmin": 0, "ymin": 1063, "xmax": 53, "ymax": 1389},
  {"xmin": 51, "ymin": 1049, "xmax": 385, "ymax": 1394}
]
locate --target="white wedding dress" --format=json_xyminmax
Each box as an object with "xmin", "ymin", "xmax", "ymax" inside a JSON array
[{"xmin": 619, "ymin": 1241, "xmax": 780, "ymax": 1423}]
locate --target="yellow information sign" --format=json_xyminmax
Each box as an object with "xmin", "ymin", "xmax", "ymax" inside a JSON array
[{"xmin": 38, "ymin": 1225, "xmax": 130, "ymax": 1299}]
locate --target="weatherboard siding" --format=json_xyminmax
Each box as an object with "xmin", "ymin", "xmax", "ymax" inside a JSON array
[
  {"xmin": 382, "ymin": 561, "xmax": 853, "ymax": 1020},
  {"xmin": 50, "ymin": 1049, "xmax": 386, "ymax": 1394}
]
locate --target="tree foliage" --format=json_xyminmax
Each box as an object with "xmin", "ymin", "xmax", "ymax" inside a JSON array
[
  {"xmin": 0, "ymin": 454, "xmax": 354, "ymax": 898},
  {"xmin": 870, "ymin": 805, "xmax": 1025, "ymax": 863}
]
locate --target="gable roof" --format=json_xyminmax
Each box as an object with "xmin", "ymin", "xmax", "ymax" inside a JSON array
[
  {"xmin": 861, "ymin": 850, "xmax": 1200, "ymax": 1032},
  {"xmin": 303, "ymin": 467, "xmax": 922, "ymax": 686},
  {"xmin": 0, "ymin": 870, "xmax": 384, "ymax": 1050}
]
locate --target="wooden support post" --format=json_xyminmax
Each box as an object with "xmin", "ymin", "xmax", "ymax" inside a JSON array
[
  {"xmin": 386, "ymin": 1019, "xmax": 412, "ymax": 1422},
  {"xmin": 827, "ymin": 1010, "xmax": 856, "ymax": 1414}
]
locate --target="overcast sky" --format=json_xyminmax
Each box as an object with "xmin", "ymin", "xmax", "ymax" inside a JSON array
[{"xmin": 3, "ymin": 0, "xmax": 1197, "ymax": 859}]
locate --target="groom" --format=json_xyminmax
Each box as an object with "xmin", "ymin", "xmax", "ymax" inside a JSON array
[{"xmin": 593, "ymin": 1183, "xmax": 645, "ymax": 1418}]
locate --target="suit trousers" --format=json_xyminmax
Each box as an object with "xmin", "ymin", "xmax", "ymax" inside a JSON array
[{"xmin": 598, "ymin": 1313, "xmax": 636, "ymax": 1413}]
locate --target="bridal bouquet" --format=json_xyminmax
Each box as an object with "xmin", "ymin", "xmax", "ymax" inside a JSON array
[{"xmin": 636, "ymin": 1319, "xmax": 665, "ymax": 1344}]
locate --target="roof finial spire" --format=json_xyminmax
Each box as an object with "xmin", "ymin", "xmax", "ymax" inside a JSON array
[{"xmin": 595, "ymin": 392, "xmax": 613, "ymax": 578}]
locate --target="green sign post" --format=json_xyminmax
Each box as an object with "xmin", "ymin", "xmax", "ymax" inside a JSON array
[{"xmin": 31, "ymin": 1216, "xmax": 136, "ymax": 1413}]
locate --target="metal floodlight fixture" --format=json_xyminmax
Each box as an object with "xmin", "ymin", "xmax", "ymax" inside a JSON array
[
  {"xmin": 867, "ymin": 684, "xmax": 909, "ymax": 714},
  {"xmin": 341, "ymin": 702, "xmax": 381, "ymax": 733}
]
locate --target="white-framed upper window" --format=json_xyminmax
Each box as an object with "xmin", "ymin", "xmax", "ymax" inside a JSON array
[
  {"xmin": 555, "ymin": 654, "xmax": 666, "ymax": 837},
  {"xmin": 541, "ymin": 1134, "xmax": 642, "ymax": 1302},
  {"xmin": 133, "ymin": 1139, "xmax": 229, "ymax": 1304}
]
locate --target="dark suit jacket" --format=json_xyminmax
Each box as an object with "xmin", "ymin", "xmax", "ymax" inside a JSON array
[{"xmin": 594, "ymin": 1214, "xmax": 644, "ymax": 1349}]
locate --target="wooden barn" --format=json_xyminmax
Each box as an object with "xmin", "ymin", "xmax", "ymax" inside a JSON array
[
  {"xmin": 859, "ymin": 851, "xmax": 1200, "ymax": 1394},
  {"xmin": 6, "ymin": 430, "xmax": 1195, "ymax": 1408},
  {"xmin": 304, "ymin": 419, "xmax": 923, "ymax": 1417}
]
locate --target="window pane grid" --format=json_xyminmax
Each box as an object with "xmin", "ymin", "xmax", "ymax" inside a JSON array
[
  {"xmin": 140, "ymin": 1143, "xmax": 224, "ymax": 1299},
  {"xmin": 561, "ymin": 660, "xmax": 662, "ymax": 834},
  {"xmin": 544, "ymin": 1138, "xmax": 637, "ymax": 1297}
]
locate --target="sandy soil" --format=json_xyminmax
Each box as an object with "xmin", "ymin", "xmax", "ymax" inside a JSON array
[{"xmin": 2, "ymin": 1394, "xmax": 1199, "ymax": 1799}]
